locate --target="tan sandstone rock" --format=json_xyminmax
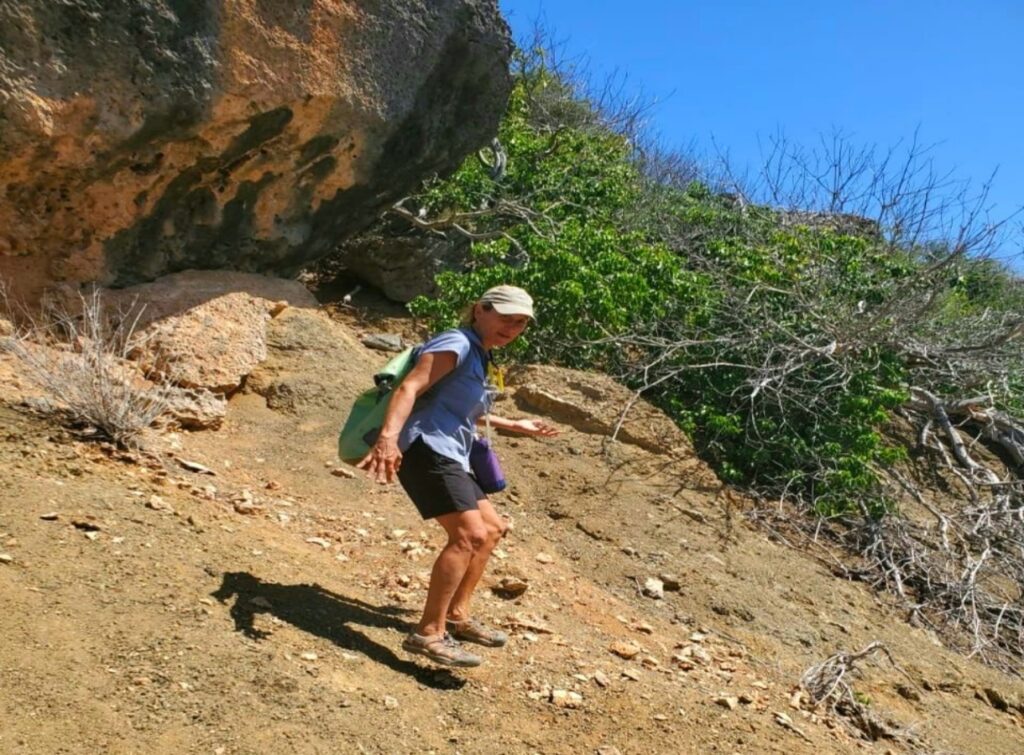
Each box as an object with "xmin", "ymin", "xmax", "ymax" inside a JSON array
[
  {"xmin": 510, "ymin": 364, "xmax": 695, "ymax": 456},
  {"xmin": 105, "ymin": 270, "xmax": 318, "ymax": 395}
]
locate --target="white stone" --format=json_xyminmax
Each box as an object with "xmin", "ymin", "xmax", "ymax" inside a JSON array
[{"xmin": 642, "ymin": 577, "xmax": 664, "ymax": 600}]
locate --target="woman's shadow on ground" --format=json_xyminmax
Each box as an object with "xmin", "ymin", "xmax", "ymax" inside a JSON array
[{"xmin": 211, "ymin": 571, "xmax": 465, "ymax": 690}]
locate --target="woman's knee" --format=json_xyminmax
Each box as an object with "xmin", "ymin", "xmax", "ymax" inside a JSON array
[
  {"xmin": 449, "ymin": 524, "xmax": 490, "ymax": 553},
  {"xmin": 484, "ymin": 521, "xmax": 504, "ymax": 547}
]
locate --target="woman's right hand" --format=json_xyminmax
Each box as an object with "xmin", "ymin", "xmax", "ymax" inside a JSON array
[{"xmin": 356, "ymin": 433, "xmax": 402, "ymax": 484}]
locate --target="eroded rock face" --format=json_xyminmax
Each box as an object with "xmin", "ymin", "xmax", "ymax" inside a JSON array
[
  {"xmin": 0, "ymin": 0, "xmax": 512, "ymax": 302},
  {"xmin": 510, "ymin": 364, "xmax": 695, "ymax": 456}
]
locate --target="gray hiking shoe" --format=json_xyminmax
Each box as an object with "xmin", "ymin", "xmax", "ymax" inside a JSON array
[
  {"xmin": 401, "ymin": 632, "xmax": 482, "ymax": 667},
  {"xmin": 446, "ymin": 617, "xmax": 509, "ymax": 647}
]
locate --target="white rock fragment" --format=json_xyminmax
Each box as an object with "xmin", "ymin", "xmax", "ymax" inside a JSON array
[
  {"xmin": 550, "ymin": 689, "xmax": 583, "ymax": 708},
  {"xmin": 642, "ymin": 577, "xmax": 664, "ymax": 600},
  {"xmin": 178, "ymin": 459, "xmax": 215, "ymax": 475},
  {"xmin": 306, "ymin": 537, "xmax": 331, "ymax": 549},
  {"xmin": 504, "ymin": 612, "xmax": 552, "ymax": 633},
  {"xmin": 147, "ymin": 494, "xmax": 173, "ymax": 512},
  {"xmin": 300, "ymin": 652, "xmax": 318, "ymax": 661},
  {"xmin": 534, "ymin": 552, "xmax": 554, "ymax": 564},
  {"xmin": 715, "ymin": 695, "xmax": 739, "ymax": 710}
]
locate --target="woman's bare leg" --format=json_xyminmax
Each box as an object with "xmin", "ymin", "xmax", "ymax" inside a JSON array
[
  {"xmin": 446, "ymin": 498, "xmax": 505, "ymax": 623},
  {"xmin": 416, "ymin": 509, "xmax": 489, "ymax": 637}
]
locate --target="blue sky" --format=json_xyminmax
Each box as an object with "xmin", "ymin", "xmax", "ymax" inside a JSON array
[{"xmin": 498, "ymin": 0, "xmax": 1024, "ymax": 268}]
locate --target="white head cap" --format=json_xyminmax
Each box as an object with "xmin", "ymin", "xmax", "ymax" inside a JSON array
[{"xmin": 480, "ymin": 285, "xmax": 535, "ymax": 319}]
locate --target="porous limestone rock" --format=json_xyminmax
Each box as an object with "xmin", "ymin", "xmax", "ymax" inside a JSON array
[
  {"xmin": 0, "ymin": 0, "xmax": 512, "ymax": 302},
  {"xmin": 103, "ymin": 270, "xmax": 318, "ymax": 395},
  {"xmin": 161, "ymin": 385, "xmax": 226, "ymax": 430}
]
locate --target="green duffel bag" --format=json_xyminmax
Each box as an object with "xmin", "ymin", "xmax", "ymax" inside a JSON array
[{"xmin": 337, "ymin": 346, "xmax": 416, "ymax": 463}]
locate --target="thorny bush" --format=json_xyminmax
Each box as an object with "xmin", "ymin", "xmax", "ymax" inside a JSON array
[{"xmin": 1, "ymin": 287, "xmax": 174, "ymax": 449}]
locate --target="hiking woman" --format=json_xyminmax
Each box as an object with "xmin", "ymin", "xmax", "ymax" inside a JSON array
[{"xmin": 357, "ymin": 285, "xmax": 558, "ymax": 667}]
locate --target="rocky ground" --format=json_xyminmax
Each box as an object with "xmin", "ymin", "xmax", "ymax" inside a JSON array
[{"xmin": 1, "ymin": 303, "xmax": 1023, "ymax": 754}]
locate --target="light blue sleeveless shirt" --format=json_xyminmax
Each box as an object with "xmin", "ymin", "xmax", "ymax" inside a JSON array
[{"xmin": 398, "ymin": 328, "xmax": 491, "ymax": 471}]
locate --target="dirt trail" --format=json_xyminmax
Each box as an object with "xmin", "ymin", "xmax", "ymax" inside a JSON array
[{"xmin": 1, "ymin": 308, "xmax": 1022, "ymax": 754}]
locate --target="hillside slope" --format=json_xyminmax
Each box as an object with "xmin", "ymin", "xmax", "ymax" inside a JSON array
[{"xmin": 1, "ymin": 308, "xmax": 1022, "ymax": 754}]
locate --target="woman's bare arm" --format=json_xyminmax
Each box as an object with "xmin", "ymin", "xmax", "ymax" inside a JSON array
[
  {"xmin": 479, "ymin": 414, "xmax": 560, "ymax": 437},
  {"xmin": 357, "ymin": 351, "xmax": 458, "ymax": 483}
]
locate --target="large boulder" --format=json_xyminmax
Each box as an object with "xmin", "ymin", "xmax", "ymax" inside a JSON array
[
  {"xmin": 0, "ymin": 0, "xmax": 512, "ymax": 303},
  {"xmin": 101, "ymin": 270, "xmax": 318, "ymax": 395},
  {"xmin": 333, "ymin": 231, "xmax": 469, "ymax": 302}
]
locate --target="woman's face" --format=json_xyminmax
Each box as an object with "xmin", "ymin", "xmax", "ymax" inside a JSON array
[{"xmin": 474, "ymin": 302, "xmax": 530, "ymax": 348}]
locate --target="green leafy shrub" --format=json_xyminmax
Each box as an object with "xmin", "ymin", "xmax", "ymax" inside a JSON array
[{"xmin": 403, "ymin": 48, "xmax": 1020, "ymax": 524}]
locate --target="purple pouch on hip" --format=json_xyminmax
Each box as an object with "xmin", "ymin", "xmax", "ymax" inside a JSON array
[{"xmin": 469, "ymin": 436, "xmax": 506, "ymax": 494}]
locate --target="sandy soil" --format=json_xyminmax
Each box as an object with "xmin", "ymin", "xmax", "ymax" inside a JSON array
[{"xmin": 1, "ymin": 306, "xmax": 1022, "ymax": 755}]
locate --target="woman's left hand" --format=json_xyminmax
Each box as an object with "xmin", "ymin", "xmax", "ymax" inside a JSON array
[{"xmin": 513, "ymin": 418, "xmax": 559, "ymax": 437}]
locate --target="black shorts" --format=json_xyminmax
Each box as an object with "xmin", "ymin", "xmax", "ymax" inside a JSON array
[{"xmin": 398, "ymin": 438, "xmax": 485, "ymax": 520}]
